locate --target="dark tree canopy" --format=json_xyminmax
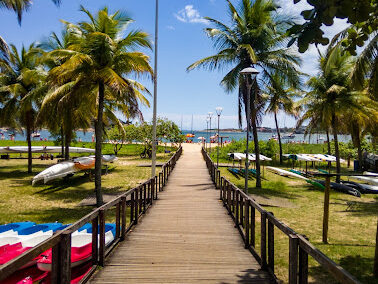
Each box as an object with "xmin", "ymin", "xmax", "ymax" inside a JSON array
[{"xmin": 288, "ymin": 0, "xmax": 377, "ymax": 54}]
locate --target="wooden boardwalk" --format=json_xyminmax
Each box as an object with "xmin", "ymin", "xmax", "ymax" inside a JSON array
[{"xmin": 89, "ymin": 144, "xmax": 272, "ymax": 283}]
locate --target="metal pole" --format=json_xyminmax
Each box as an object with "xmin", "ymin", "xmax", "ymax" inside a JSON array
[
  {"xmin": 245, "ymin": 82, "xmax": 251, "ymax": 194},
  {"xmin": 206, "ymin": 120, "xmax": 209, "ymax": 151},
  {"xmin": 217, "ymin": 114, "xmax": 220, "ymax": 168},
  {"xmin": 209, "ymin": 116, "xmax": 212, "ymax": 154},
  {"xmin": 151, "ymin": 0, "xmax": 158, "ymax": 177}
]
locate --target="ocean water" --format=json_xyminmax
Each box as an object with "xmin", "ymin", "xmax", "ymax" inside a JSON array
[
  {"xmin": 182, "ymin": 130, "xmax": 351, "ymax": 144},
  {"xmin": 0, "ymin": 128, "xmax": 351, "ymax": 144}
]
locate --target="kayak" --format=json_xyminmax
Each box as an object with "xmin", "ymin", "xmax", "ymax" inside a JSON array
[
  {"xmin": 316, "ymin": 180, "xmax": 361, "ymax": 197},
  {"xmin": 266, "ymin": 166, "xmax": 308, "ymax": 180},
  {"xmin": 37, "ymin": 230, "xmax": 115, "ymax": 272},
  {"xmin": 340, "ymin": 180, "xmax": 378, "ymax": 194},
  {"xmin": 32, "ymin": 155, "xmax": 118, "ymax": 185},
  {"xmin": 306, "ymin": 180, "xmax": 325, "ymax": 190},
  {"xmin": 350, "ymin": 175, "xmax": 378, "ymax": 186}
]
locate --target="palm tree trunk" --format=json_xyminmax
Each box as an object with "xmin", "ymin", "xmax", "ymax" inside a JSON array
[
  {"xmin": 64, "ymin": 131, "xmax": 71, "ymax": 160},
  {"xmin": 274, "ymin": 112, "xmax": 283, "ymax": 165},
  {"xmin": 26, "ymin": 116, "xmax": 32, "ymax": 174},
  {"xmin": 95, "ymin": 82, "xmax": 105, "ymax": 207},
  {"xmin": 356, "ymin": 133, "xmax": 363, "ymax": 172},
  {"xmin": 331, "ymin": 114, "xmax": 341, "ymax": 183},
  {"xmin": 60, "ymin": 126, "xmax": 65, "ymax": 158},
  {"xmin": 251, "ymin": 107, "xmax": 261, "ymax": 188},
  {"xmin": 326, "ymin": 129, "xmax": 331, "ymax": 171},
  {"xmin": 326, "ymin": 130, "xmax": 331, "ymax": 155},
  {"xmin": 64, "ymin": 116, "xmax": 72, "ymax": 161}
]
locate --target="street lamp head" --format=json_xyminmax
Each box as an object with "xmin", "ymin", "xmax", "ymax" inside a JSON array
[
  {"xmin": 208, "ymin": 112, "xmax": 213, "ymax": 118},
  {"xmin": 215, "ymin": 107, "xmax": 223, "ymax": 116},
  {"xmin": 240, "ymin": 66, "xmax": 259, "ymax": 80}
]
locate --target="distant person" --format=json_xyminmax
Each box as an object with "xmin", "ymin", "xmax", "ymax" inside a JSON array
[{"xmin": 92, "ymin": 134, "xmax": 95, "ymax": 142}]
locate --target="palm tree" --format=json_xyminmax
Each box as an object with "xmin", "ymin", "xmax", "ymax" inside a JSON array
[
  {"xmin": 0, "ymin": 0, "xmax": 61, "ymax": 23},
  {"xmin": 188, "ymin": 0, "xmax": 301, "ymax": 188},
  {"xmin": 264, "ymin": 71, "xmax": 300, "ymax": 164},
  {"xmin": 0, "ymin": 43, "xmax": 47, "ymax": 173},
  {"xmin": 303, "ymin": 46, "xmax": 376, "ymax": 181},
  {"xmin": 46, "ymin": 6, "xmax": 152, "ymax": 206},
  {"xmin": 38, "ymin": 30, "xmax": 93, "ymax": 160}
]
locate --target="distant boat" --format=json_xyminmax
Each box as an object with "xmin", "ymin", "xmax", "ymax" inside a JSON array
[
  {"xmin": 282, "ymin": 133, "xmax": 295, "ymax": 139},
  {"xmin": 31, "ymin": 132, "xmax": 40, "ymax": 138}
]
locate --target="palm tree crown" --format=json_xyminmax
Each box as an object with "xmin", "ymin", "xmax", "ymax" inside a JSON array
[
  {"xmin": 45, "ymin": 6, "xmax": 153, "ymax": 206},
  {"xmin": 188, "ymin": 0, "xmax": 301, "ymax": 188}
]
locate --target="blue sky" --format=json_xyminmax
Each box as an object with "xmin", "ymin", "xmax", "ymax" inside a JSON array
[{"xmin": 0, "ymin": 0, "xmax": 349, "ymax": 130}]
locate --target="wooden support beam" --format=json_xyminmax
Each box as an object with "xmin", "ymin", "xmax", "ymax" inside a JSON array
[{"xmin": 322, "ymin": 176, "xmax": 331, "ymax": 244}]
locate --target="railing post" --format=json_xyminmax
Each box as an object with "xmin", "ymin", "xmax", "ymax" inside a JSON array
[
  {"xmin": 220, "ymin": 177, "xmax": 223, "ymax": 200},
  {"xmin": 261, "ymin": 211, "xmax": 267, "ymax": 269},
  {"xmin": 268, "ymin": 213, "xmax": 274, "ymax": 273},
  {"xmin": 227, "ymin": 184, "xmax": 231, "ymax": 214},
  {"xmin": 143, "ymin": 184, "xmax": 147, "ymax": 213},
  {"xmin": 244, "ymin": 199, "xmax": 250, "ymax": 249},
  {"xmin": 240, "ymin": 197, "xmax": 244, "ymax": 228},
  {"xmin": 139, "ymin": 187, "xmax": 143, "ymax": 215},
  {"xmin": 121, "ymin": 196, "xmax": 126, "ymax": 241},
  {"xmin": 289, "ymin": 234, "xmax": 299, "ymax": 284},
  {"xmin": 251, "ymin": 205, "xmax": 255, "ymax": 247},
  {"xmin": 298, "ymin": 236, "xmax": 309, "ymax": 284},
  {"xmin": 51, "ymin": 232, "xmax": 72, "ymax": 284},
  {"xmin": 235, "ymin": 191, "xmax": 239, "ymax": 226},
  {"xmin": 99, "ymin": 209, "xmax": 105, "ymax": 266},
  {"xmin": 115, "ymin": 202, "xmax": 121, "ymax": 239},
  {"xmin": 131, "ymin": 192, "xmax": 135, "ymax": 225},
  {"xmin": 91, "ymin": 216, "xmax": 99, "ymax": 265},
  {"xmin": 159, "ymin": 172, "xmax": 162, "ymax": 191}
]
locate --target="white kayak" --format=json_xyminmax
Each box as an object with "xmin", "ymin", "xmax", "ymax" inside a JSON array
[
  {"xmin": 266, "ymin": 166, "xmax": 309, "ymax": 180},
  {"xmin": 350, "ymin": 175, "xmax": 378, "ymax": 186},
  {"xmin": 32, "ymin": 155, "xmax": 117, "ymax": 185},
  {"xmin": 0, "ymin": 146, "xmax": 95, "ymax": 154}
]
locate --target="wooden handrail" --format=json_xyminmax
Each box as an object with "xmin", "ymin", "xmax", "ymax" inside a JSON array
[
  {"xmin": 0, "ymin": 146, "xmax": 182, "ymax": 283},
  {"xmin": 201, "ymin": 147, "xmax": 361, "ymax": 284}
]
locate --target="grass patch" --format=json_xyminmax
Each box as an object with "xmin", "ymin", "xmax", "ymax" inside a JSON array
[
  {"xmin": 219, "ymin": 166, "xmax": 378, "ymax": 284},
  {"xmin": 0, "ymin": 151, "xmax": 173, "ymax": 225}
]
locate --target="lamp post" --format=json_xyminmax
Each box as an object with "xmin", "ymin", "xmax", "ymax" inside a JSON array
[
  {"xmin": 240, "ymin": 67, "xmax": 259, "ymax": 194},
  {"xmin": 208, "ymin": 112, "xmax": 213, "ymax": 154},
  {"xmin": 151, "ymin": 0, "xmax": 159, "ymax": 177},
  {"xmin": 216, "ymin": 107, "xmax": 223, "ymax": 168},
  {"xmin": 206, "ymin": 117, "xmax": 210, "ymax": 151}
]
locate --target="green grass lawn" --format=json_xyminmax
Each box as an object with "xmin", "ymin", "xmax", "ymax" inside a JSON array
[
  {"xmin": 0, "ymin": 144, "xmax": 175, "ymax": 225},
  {"xmin": 218, "ymin": 165, "xmax": 377, "ymax": 283}
]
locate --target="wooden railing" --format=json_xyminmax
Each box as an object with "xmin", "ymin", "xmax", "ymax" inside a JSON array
[
  {"xmin": 0, "ymin": 146, "xmax": 182, "ymax": 284},
  {"xmin": 202, "ymin": 147, "xmax": 360, "ymax": 284}
]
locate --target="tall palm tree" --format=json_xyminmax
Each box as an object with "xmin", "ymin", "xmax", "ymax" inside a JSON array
[
  {"xmin": 47, "ymin": 6, "xmax": 152, "ymax": 206},
  {"xmin": 0, "ymin": 43, "xmax": 47, "ymax": 173},
  {"xmin": 38, "ymin": 30, "xmax": 92, "ymax": 160},
  {"xmin": 0, "ymin": 0, "xmax": 61, "ymax": 23},
  {"xmin": 188, "ymin": 0, "xmax": 301, "ymax": 188},
  {"xmin": 264, "ymin": 71, "xmax": 300, "ymax": 164},
  {"xmin": 303, "ymin": 46, "xmax": 376, "ymax": 181}
]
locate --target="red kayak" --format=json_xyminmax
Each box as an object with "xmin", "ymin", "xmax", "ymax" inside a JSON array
[
  {"xmin": 37, "ymin": 243, "xmax": 92, "ymax": 272},
  {"xmin": 0, "ymin": 266, "xmax": 47, "ymax": 284},
  {"xmin": 0, "ymin": 243, "xmax": 37, "ymax": 268}
]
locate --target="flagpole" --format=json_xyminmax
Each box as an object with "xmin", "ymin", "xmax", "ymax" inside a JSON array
[{"xmin": 151, "ymin": 0, "xmax": 158, "ymax": 177}]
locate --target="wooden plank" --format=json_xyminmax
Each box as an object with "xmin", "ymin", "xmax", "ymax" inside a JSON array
[
  {"xmin": 289, "ymin": 234, "xmax": 298, "ymax": 284},
  {"xmin": 89, "ymin": 145, "xmax": 270, "ymax": 284}
]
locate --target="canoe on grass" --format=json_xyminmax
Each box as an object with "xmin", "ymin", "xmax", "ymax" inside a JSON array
[
  {"xmin": 266, "ymin": 166, "xmax": 308, "ymax": 180},
  {"xmin": 340, "ymin": 180, "xmax": 378, "ymax": 194},
  {"xmin": 316, "ymin": 180, "xmax": 361, "ymax": 197}
]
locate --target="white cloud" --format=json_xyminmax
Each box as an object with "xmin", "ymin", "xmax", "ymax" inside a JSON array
[
  {"xmin": 166, "ymin": 25, "xmax": 175, "ymax": 30},
  {"xmin": 174, "ymin": 5, "xmax": 209, "ymax": 25}
]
